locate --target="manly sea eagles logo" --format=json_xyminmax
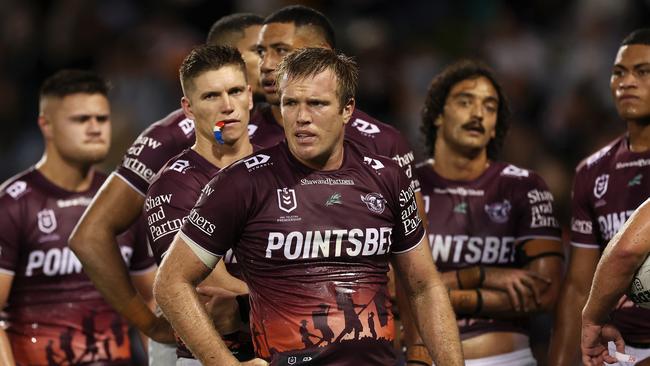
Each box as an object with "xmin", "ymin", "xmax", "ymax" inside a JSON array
[
  {"xmin": 37, "ymin": 209, "xmax": 57, "ymax": 234},
  {"xmin": 277, "ymin": 188, "xmax": 297, "ymax": 213},
  {"xmin": 593, "ymin": 174, "xmax": 609, "ymax": 199},
  {"xmin": 360, "ymin": 192, "xmax": 386, "ymax": 214},
  {"xmin": 484, "ymin": 199, "xmax": 511, "ymax": 224}
]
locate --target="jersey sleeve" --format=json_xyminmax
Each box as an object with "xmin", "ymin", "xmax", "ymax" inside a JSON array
[
  {"xmin": 513, "ymin": 172, "xmax": 562, "ymax": 243},
  {"xmin": 0, "ymin": 194, "xmax": 22, "ymax": 275},
  {"xmin": 569, "ymin": 167, "xmax": 599, "ymax": 249},
  {"xmin": 145, "ymin": 172, "xmax": 202, "ymax": 263},
  {"xmin": 115, "ymin": 118, "xmax": 191, "ymax": 196},
  {"xmin": 128, "ymin": 216, "xmax": 156, "ymax": 273},
  {"xmin": 179, "ymin": 168, "xmax": 252, "ymax": 268},
  {"xmin": 390, "ymin": 132, "xmax": 421, "ymax": 193},
  {"xmin": 389, "ymin": 166, "xmax": 425, "ymax": 254}
]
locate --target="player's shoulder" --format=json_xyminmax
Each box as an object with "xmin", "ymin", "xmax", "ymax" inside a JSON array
[
  {"xmin": 151, "ymin": 149, "xmax": 211, "ymax": 188},
  {"xmin": 0, "ymin": 167, "xmax": 39, "ymax": 204},
  {"xmin": 137, "ymin": 109, "xmax": 194, "ymax": 145},
  {"xmin": 491, "ymin": 161, "xmax": 547, "ymax": 186},
  {"xmin": 350, "ymin": 142, "xmax": 403, "ymax": 176},
  {"xmin": 348, "ymin": 109, "xmax": 401, "ymax": 137},
  {"xmin": 219, "ymin": 143, "xmax": 283, "ymax": 180},
  {"xmin": 575, "ymin": 136, "xmax": 625, "ymax": 174}
]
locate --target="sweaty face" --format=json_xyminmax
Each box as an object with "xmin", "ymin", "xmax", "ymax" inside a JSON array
[
  {"xmin": 436, "ymin": 76, "xmax": 498, "ymax": 156},
  {"xmin": 257, "ymin": 22, "xmax": 328, "ymax": 105},
  {"xmin": 43, "ymin": 93, "xmax": 111, "ymax": 165},
  {"xmin": 611, "ymin": 44, "xmax": 650, "ymax": 122},
  {"xmin": 235, "ymin": 25, "xmax": 263, "ymax": 96},
  {"xmin": 182, "ymin": 65, "xmax": 253, "ymax": 146},
  {"xmin": 280, "ymin": 69, "xmax": 353, "ymax": 170}
]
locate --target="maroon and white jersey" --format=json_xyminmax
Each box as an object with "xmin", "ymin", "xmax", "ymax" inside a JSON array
[
  {"xmin": 115, "ymin": 109, "xmax": 195, "ymax": 196},
  {"xmin": 249, "ymin": 105, "xmax": 420, "ymax": 191},
  {"xmin": 145, "ymin": 148, "xmax": 254, "ymax": 359},
  {"xmin": 180, "ymin": 142, "xmax": 424, "ymax": 365},
  {"xmin": 571, "ymin": 135, "xmax": 650, "ymax": 341},
  {"xmin": 0, "ymin": 168, "xmax": 155, "ymax": 365},
  {"xmin": 417, "ymin": 160, "xmax": 561, "ymax": 340}
]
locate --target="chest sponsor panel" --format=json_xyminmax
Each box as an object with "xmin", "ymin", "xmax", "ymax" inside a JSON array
[{"xmin": 430, "ymin": 234, "xmax": 516, "ymax": 267}]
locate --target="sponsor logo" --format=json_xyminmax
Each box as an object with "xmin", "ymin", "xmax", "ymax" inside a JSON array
[
  {"xmin": 501, "ymin": 165, "xmax": 529, "ymax": 177},
  {"xmin": 144, "ymin": 194, "xmax": 172, "ymax": 211},
  {"xmin": 628, "ymin": 174, "xmax": 642, "ymax": 186},
  {"xmin": 484, "ymin": 200, "xmax": 511, "ymax": 223},
  {"xmin": 168, "ymin": 159, "xmax": 190, "ymax": 173},
  {"xmin": 122, "ymin": 157, "xmax": 156, "ymax": 182},
  {"xmin": 593, "ymin": 174, "xmax": 609, "ymax": 199},
  {"xmin": 188, "ymin": 209, "xmax": 216, "ymax": 235},
  {"xmin": 433, "ymin": 187, "xmax": 484, "ymax": 196},
  {"xmin": 527, "ymin": 189, "xmax": 554, "ymax": 204},
  {"xmin": 56, "ymin": 197, "xmax": 92, "ymax": 208},
  {"xmin": 5, "ymin": 181, "xmax": 27, "ymax": 199},
  {"xmin": 179, "ymin": 119, "xmax": 194, "ymax": 136},
  {"xmin": 277, "ymin": 188, "xmax": 298, "ymax": 213},
  {"xmin": 244, "ymin": 154, "xmax": 271, "ymax": 170},
  {"xmin": 300, "ymin": 178, "xmax": 354, "ymax": 185},
  {"xmin": 128, "ymin": 136, "xmax": 162, "ymax": 157},
  {"xmin": 37, "ymin": 209, "xmax": 57, "ymax": 234},
  {"xmin": 247, "ymin": 124, "xmax": 258, "ymax": 136},
  {"xmin": 597, "ymin": 210, "xmax": 635, "ymax": 241},
  {"xmin": 351, "ymin": 118, "xmax": 381, "ymax": 134},
  {"xmin": 586, "ymin": 145, "xmax": 612, "ymax": 167},
  {"xmin": 201, "ymin": 184, "xmax": 214, "ymax": 197},
  {"xmin": 265, "ymin": 227, "xmax": 393, "ymax": 259},
  {"xmin": 325, "ymin": 193, "xmax": 342, "ymax": 206},
  {"xmin": 454, "ymin": 202, "xmax": 468, "ymax": 214},
  {"xmin": 571, "ymin": 218, "xmax": 593, "ymax": 235},
  {"xmin": 26, "ymin": 246, "xmax": 133, "ymax": 277},
  {"xmin": 288, "ymin": 356, "xmax": 297, "ymax": 365},
  {"xmin": 363, "ymin": 157, "xmax": 384, "ymax": 171},
  {"xmin": 360, "ymin": 192, "xmax": 386, "ymax": 214},
  {"xmin": 398, "ymin": 187, "xmax": 415, "ymax": 208},
  {"xmin": 633, "ymin": 278, "xmax": 644, "ymax": 292},
  {"xmin": 616, "ymin": 159, "xmax": 650, "ymax": 169},
  {"xmin": 429, "ymin": 234, "xmax": 516, "ymax": 264}
]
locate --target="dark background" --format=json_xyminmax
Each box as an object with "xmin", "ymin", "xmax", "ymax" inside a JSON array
[{"xmin": 2, "ymin": 0, "xmax": 649, "ymax": 363}]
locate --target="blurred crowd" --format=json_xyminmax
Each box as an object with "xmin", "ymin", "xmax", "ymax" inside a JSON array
[{"xmin": 1, "ymin": 0, "xmax": 649, "ymax": 224}]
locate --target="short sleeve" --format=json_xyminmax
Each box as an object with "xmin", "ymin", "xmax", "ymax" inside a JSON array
[
  {"xmin": 390, "ymin": 167, "xmax": 425, "ymax": 254},
  {"xmin": 115, "ymin": 114, "xmax": 192, "ymax": 195},
  {"xmin": 179, "ymin": 168, "xmax": 251, "ymax": 267},
  {"xmin": 0, "ymin": 195, "xmax": 22, "ymax": 275},
  {"xmin": 569, "ymin": 168, "xmax": 600, "ymax": 249},
  {"xmin": 145, "ymin": 172, "xmax": 202, "ymax": 263},
  {"xmin": 390, "ymin": 133, "xmax": 421, "ymax": 193},
  {"xmin": 513, "ymin": 172, "xmax": 562, "ymax": 243}
]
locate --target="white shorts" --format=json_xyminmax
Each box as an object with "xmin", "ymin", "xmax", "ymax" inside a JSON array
[
  {"xmin": 464, "ymin": 348, "xmax": 536, "ymax": 366},
  {"xmin": 607, "ymin": 341, "xmax": 650, "ymax": 365},
  {"xmin": 149, "ymin": 339, "xmax": 177, "ymax": 366},
  {"xmin": 176, "ymin": 357, "xmax": 202, "ymax": 366}
]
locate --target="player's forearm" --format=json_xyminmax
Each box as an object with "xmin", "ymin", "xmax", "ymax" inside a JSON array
[
  {"xmin": 547, "ymin": 283, "xmax": 586, "ymax": 366},
  {"xmin": 0, "ymin": 329, "xmax": 15, "ymax": 365},
  {"xmin": 154, "ymin": 273, "xmax": 237, "ymax": 365},
  {"xmin": 450, "ymin": 288, "xmax": 539, "ymax": 317},
  {"xmin": 411, "ymin": 281, "xmax": 463, "ymax": 366}
]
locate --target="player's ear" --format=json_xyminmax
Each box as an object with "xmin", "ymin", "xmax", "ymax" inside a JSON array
[
  {"xmin": 38, "ymin": 115, "xmax": 53, "ymax": 140},
  {"xmin": 341, "ymin": 98, "xmax": 355, "ymax": 124},
  {"xmin": 181, "ymin": 96, "xmax": 195, "ymax": 120},
  {"xmin": 247, "ymin": 84, "xmax": 254, "ymax": 111}
]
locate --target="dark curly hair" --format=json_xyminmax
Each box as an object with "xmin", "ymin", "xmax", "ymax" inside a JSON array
[{"xmin": 421, "ymin": 59, "xmax": 510, "ymax": 160}]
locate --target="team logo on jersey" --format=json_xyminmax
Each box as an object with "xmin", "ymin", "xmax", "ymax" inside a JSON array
[
  {"xmin": 593, "ymin": 174, "xmax": 609, "ymax": 199},
  {"xmin": 352, "ymin": 118, "xmax": 381, "ymax": 135},
  {"xmin": 247, "ymin": 124, "xmax": 259, "ymax": 136},
  {"xmin": 37, "ymin": 209, "xmax": 57, "ymax": 234},
  {"xmin": 501, "ymin": 165, "xmax": 529, "ymax": 177},
  {"xmin": 361, "ymin": 192, "xmax": 386, "ymax": 214},
  {"xmin": 363, "ymin": 157, "xmax": 384, "ymax": 171},
  {"xmin": 245, "ymin": 154, "xmax": 271, "ymax": 170},
  {"xmin": 325, "ymin": 192, "xmax": 342, "ymax": 206},
  {"xmin": 277, "ymin": 188, "xmax": 297, "ymax": 213},
  {"xmin": 178, "ymin": 118, "xmax": 194, "ymax": 136},
  {"xmin": 5, "ymin": 180, "xmax": 27, "ymax": 199},
  {"xmin": 484, "ymin": 199, "xmax": 511, "ymax": 223},
  {"xmin": 168, "ymin": 159, "xmax": 190, "ymax": 173}
]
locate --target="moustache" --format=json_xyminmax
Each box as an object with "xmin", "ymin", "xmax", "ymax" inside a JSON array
[{"xmin": 461, "ymin": 120, "xmax": 485, "ymax": 133}]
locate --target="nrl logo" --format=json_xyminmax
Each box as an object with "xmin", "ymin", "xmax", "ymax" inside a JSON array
[
  {"xmin": 277, "ymin": 188, "xmax": 297, "ymax": 213},
  {"xmin": 593, "ymin": 174, "xmax": 609, "ymax": 199},
  {"xmin": 360, "ymin": 192, "xmax": 386, "ymax": 214},
  {"xmin": 37, "ymin": 209, "xmax": 57, "ymax": 234},
  {"xmin": 325, "ymin": 192, "xmax": 342, "ymax": 206}
]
